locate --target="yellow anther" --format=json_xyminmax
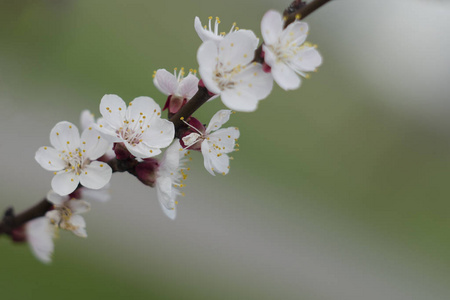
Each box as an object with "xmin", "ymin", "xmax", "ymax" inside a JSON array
[
  {"xmin": 180, "ymin": 117, "xmax": 184, "ymax": 120},
  {"xmin": 100, "ymin": 164, "xmax": 104, "ymax": 167},
  {"xmin": 295, "ymin": 14, "xmax": 301, "ymax": 20},
  {"xmin": 208, "ymin": 16, "xmax": 212, "ymax": 20},
  {"xmin": 56, "ymin": 132, "xmax": 59, "ymax": 136},
  {"xmin": 44, "ymin": 147, "xmax": 47, "ymax": 150}
]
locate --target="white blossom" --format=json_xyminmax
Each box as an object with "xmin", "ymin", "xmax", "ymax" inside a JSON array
[
  {"xmin": 26, "ymin": 217, "xmax": 55, "ymax": 264},
  {"xmin": 197, "ymin": 31, "xmax": 273, "ymax": 112},
  {"xmin": 261, "ymin": 10, "xmax": 322, "ymax": 90},
  {"xmin": 155, "ymin": 139, "xmax": 189, "ymax": 220},
  {"xmin": 45, "ymin": 190, "xmax": 91, "ymax": 238},
  {"xmin": 97, "ymin": 95, "xmax": 175, "ymax": 159},
  {"xmin": 194, "ymin": 16, "xmax": 259, "ymax": 48},
  {"xmin": 153, "ymin": 68, "xmax": 199, "ymax": 113},
  {"xmin": 80, "ymin": 110, "xmax": 115, "ymax": 160},
  {"xmin": 35, "ymin": 121, "xmax": 112, "ymax": 196},
  {"xmin": 182, "ymin": 110, "xmax": 239, "ymax": 175}
]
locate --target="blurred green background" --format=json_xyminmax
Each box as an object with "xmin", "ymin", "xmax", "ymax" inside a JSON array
[{"xmin": 1, "ymin": 0, "xmax": 450, "ymax": 299}]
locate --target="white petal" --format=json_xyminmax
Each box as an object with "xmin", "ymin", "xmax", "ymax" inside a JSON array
[
  {"xmin": 126, "ymin": 141, "xmax": 162, "ymax": 158},
  {"xmin": 156, "ymin": 177, "xmax": 177, "ymax": 220},
  {"xmin": 79, "ymin": 185, "xmax": 111, "ymax": 203},
  {"xmin": 218, "ymin": 31, "xmax": 257, "ymax": 69},
  {"xmin": 205, "ymin": 109, "xmax": 232, "ymax": 133},
  {"xmin": 26, "ymin": 217, "xmax": 55, "ymax": 264},
  {"xmin": 141, "ymin": 118, "xmax": 175, "ymax": 148},
  {"xmin": 262, "ymin": 44, "xmax": 277, "ymax": 67},
  {"xmin": 271, "ymin": 62, "xmax": 301, "ymax": 90},
  {"xmin": 154, "ymin": 69, "xmax": 178, "ymax": 95},
  {"xmin": 234, "ymin": 63, "xmax": 274, "ymax": 98},
  {"xmin": 238, "ymin": 29, "xmax": 260, "ymax": 49},
  {"xmin": 50, "ymin": 121, "xmax": 80, "ymax": 152},
  {"xmin": 292, "ymin": 47, "xmax": 323, "ymax": 72},
  {"xmin": 80, "ymin": 110, "xmax": 95, "ymax": 131},
  {"xmin": 210, "ymin": 152, "xmax": 230, "ymax": 175},
  {"xmin": 281, "ymin": 21, "xmax": 308, "ymax": 46},
  {"xmin": 201, "ymin": 141, "xmax": 215, "ymax": 176},
  {"xmin": 80, "ymin": 127, "xmax": 110, "ymax": 160},
  {"xmin": 96, "ymin": 118, "xmax": 123, "ymax": 143},
  {"xmin": 261, "ymin": 10, "xmax": 283, "ymax": 46},
  {"xmin": 178, "ymin": 74, "xmax": 199, "ymax": 99},
  {"xmin": 197, "ymin": 41, "xmax": 222, "ymax": 94},
  {"xmin": 127, "ymin": 96, "xmax": 161, "ymax": 128},
  {"xmin": 35, "ymin": 146, "xmax": 66, "ymax": 171},
  {"xmin": 79, "ymin": 161, "xmax": 112, "ymax": 190},
  {"xmin": 221, "ymin": 89, "xmax": 258, "ymax": 112},
  {"xmin": 46, "ymin": 190, "xmax": 68, "ymax": 206},
  {"xmin": 194, "ymin": 16, "xmax": 222, "ymax": 44},
  {"xmin": 99, "ymin": 94, "xmax": 126, "ymax": 128},
  {"xmin": 68, "ymin": 200, "xmax": 91, "ymax": 214},
  {"xmin": 209, "ymin": 127, "xmax": 240, "ymax": 154},
  {"xmin": 69, "ymin": 215, "xmax": 87, "ymax": 237},
  {"xmin": 159, "ymin": 139, "xmax": 185, "ymax": 177},
  {"xmin": 51, "ymin": 171, "xmax": 80, "ymax": 196}
]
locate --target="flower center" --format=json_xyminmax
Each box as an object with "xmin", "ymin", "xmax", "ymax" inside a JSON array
[{"xmin": 62, "ymin": 148, "xmax": 86, "ymax": 175}]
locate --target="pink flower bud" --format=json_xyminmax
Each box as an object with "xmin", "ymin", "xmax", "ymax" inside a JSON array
[
  {"xmin": 113, "ymin": 142, "xmax": 132, "ymax": 160},
  {"xmin": 135, "ymin": 158, "xmax": 160, "ymax": 187}
]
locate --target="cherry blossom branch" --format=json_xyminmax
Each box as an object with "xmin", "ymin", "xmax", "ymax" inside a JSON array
[
  {"xmin": 171, "ymin": 0, "xmax": 333, "ymax": 128},
  {"xmin": 0, "ymin": 0, "xmax": 332, "ymax": 239},
  {"xmin": 0, "ymin": 157, "xmax": 140, "ymax": 237}
]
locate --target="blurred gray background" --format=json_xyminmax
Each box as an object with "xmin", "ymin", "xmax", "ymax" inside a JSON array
[{"xmin": 1, "ymin": 0, "xmax": 450, "ymax": 299}]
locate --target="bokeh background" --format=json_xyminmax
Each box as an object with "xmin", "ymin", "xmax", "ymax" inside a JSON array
[{"xmin": 1, "ymin": 0, "xmax": 450, "ymax": 299}]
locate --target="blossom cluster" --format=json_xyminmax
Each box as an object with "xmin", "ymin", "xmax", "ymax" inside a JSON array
[{"xmin": 23, "ymin": 9, "xmax": 322, "ymax": 263}]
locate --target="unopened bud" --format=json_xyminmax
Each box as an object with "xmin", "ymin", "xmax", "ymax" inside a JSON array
[
  {"xmin": 11, "ymin": 226, "xmax": 26, "ymax": 243},
  {"xmin": 113, "ymin": 142, "xmax": 132, "ymax": 160},
  {"xmin": 135, "ymin": 158, "xmax": 159, "ymax": 187}
]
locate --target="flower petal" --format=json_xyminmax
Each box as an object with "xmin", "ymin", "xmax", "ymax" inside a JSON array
[
  {"xmin": 154, "ymin": 69, "xmax": 178, "ymax": 96},
  {"xmin": 99, "ymin": 94, "xmax": 126, "ymax": 128},
  {"xmin": 127, "ymin": 96, "xmax": 161, "ymax": 128},
  {"xmin": 79, "ymin": 161, "xmax": 112, "ymax": 190},
  {"xmin": 46, "ymin": 190, "xmax": 68, "ymax": 206},
  {"xmin": 69, "ymin": 215, "xmax": 87, "ymax": 237},
  {"xmin": 194, "ymin": 16, "xmax": 222, "ymax": 44},
  {"xmin": 80, "ymin": 110, "xmax": 95, "ymax": 131},
  {"xmin": 271, "ymin": 62, "xmax": 301, "ymax": 90},
  {"xmin": 26, "ymin": 217, "xmax": 55, "ymax": 264},
  {"xmin": 218, "ymin": 31, "xmax": 257, "ymax": 69},
  {"xmin": 80, "ymin": 127, "xmax": 110, "ymax": 160},
  {"xmin": 197, "ymin": 41, "xmax": 222, "ymax": 94},
  {"xmin": 141, "ymin": 118, "xmax": 175, "ymax": 148},
  {"xmin": 51, "ymin": 171, "xmax": 80, "ymax": 196},
  {"xmin": 126, "ymin": 141, "xmax": 162, "ymax": 158},
  {"xmin": 281, "ymin": 21, "xmax": 308, "ymax": 46},
  {"xmin": 201, "ymin": 141, "xmax": 215, "ymax": 176},
  {"xmin": 68, "ymin": 200, "xmax": 91, "ymax": 214},
  {"xmin": 50, "ymin": 121, "xmax": 80, "ymax": 152},
  {"xmin": 156, "ymin": 177, "xmax": 177, "ymax": 220},
  {"xmin": 35, "ymin": 146, "xmax": 66, "ymax": 171},
  {"xmin": 79, "ymin": 185, "xmax": 111, "ymax": 203},
  {"xmin": 209, "ymin": 127, "xmax": 240, "ymax": 154},
  {"xmin": 178, "ymin": 73, "xmax": 199, "ymax": 99},
  {"xmin": 205, "ymin": 109, "xmax": 232, "ymax": 133},
  {"xmin": 292, "ymin": 47, "xmax": 323, "ymax": 72},
  {"xmin": 261, "ymin": 10, "xmax": 283, "ymax": 46}
]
